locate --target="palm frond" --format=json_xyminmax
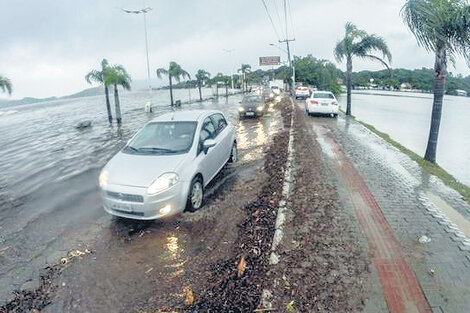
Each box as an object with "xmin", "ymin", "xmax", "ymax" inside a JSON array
[
  {"xmin": 156, "ymin": 68, "xmax": 169, "ymax": 79},
  {"xmin": 354, "ymin": 35, "xmax": 392, "ymax": 62},
  {"xmin": 0, "ymin": 75, "xmax": 12, "ymax": 95},
  {"xmin": 334, "ymin": 40, "xmax": 346, "ymax": 62},
  {"xmin": 362, "ymin": 54, "xmax": 393, "ymax": 77},
  {"xmin": 85, "ymin": 70, "xmax": 103, "ymax": 85}
]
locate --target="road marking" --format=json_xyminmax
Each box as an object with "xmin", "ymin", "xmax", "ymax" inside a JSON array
[{"xmin": 261, "ymin": 97, "xmax": 296, "ymax": 308}]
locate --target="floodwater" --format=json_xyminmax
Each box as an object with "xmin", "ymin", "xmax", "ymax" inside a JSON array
[
  {"xmin": 0, "ymin": 87, "xmax": 268, "ymax": 303},
  {"xmin": 338, "ymin": 90, "xmax": 470, "ymax": 186}
]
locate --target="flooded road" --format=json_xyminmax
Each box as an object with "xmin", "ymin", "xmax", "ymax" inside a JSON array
[
  {"xmin": 338, "ymin": 90, "xmax": 470, "ymax": 186},
  {"xmin": 0, "ymin": 89, "xmax": 281, "ymax": 308}
]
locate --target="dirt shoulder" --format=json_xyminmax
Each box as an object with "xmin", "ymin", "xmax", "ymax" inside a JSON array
[{"xmin": 264, "ymin": 104, "xmax": 370, "ymax": 312}]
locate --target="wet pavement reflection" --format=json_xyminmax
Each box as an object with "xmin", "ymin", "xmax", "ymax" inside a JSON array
[{"xmin": 0, "ymin": 96, "xmax": 285, "ymax": 312}]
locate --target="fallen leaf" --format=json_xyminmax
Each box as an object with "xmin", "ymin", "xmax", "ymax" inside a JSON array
[
  {"xmin": 237, "ymin": 255, "xmax": 247, "ymax": 278},
  {"xmin": 183, "ymin": 286, "xmax": 194, "ymax": 306},
  {"xmin": 286, "ymin": 300, "xmax": 295, "ymax": 312}
]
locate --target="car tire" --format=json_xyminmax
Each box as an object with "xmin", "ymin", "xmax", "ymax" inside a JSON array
[
  {"xmin": 333, "ymin": 113, "xmax": 338, "ymax": 118},
  {"xmin": 186, "ymin": 176, "xmax": 204, "ymax": 212},
  {"xmin": 229, "ymin": 142, "xmax": 238, "ymax": 163}
]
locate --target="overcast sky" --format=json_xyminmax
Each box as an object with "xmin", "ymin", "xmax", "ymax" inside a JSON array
[{"xmin": 1, "ymin": 0, "xmax": 470, "ymax": 99}]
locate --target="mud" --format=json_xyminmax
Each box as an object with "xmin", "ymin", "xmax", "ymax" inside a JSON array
[
  {"xmin": 188, "ymin": 99, "xmax": 292, "ymax": 312},
  {"xmin": 265, "ymin": 104, "xmax": 369, "ymax": 312}
]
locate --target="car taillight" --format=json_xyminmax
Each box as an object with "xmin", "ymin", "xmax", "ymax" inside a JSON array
[
  {"xmin": 310, "ymin": 100, "xmax": 319, "ymax": 105},
  {"xmin": 332, "ymin": 101, "xmax": 338, "ymax": 106}
]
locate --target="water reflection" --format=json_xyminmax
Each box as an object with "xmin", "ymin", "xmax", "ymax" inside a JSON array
[{"xmin": 164, "ymin": 233, "xmax": 186, "ymax": 278}]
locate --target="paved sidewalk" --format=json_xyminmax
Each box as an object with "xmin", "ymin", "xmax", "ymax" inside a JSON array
[{"xmin": 303, "ymin": 105, "xmax": 470, "ymax": 313}]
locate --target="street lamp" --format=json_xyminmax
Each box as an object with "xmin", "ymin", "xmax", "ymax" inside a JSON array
[
  {"xmin": 122, "ymin": 4, "xmax": 153, "ymax": 92},
  {"xmin": 223, "ymin": 48, "xmax": 235, "ymax": 91},
  {"xmin": 269, "ymin": 43, "xmax": 287, "ymax": 54}
]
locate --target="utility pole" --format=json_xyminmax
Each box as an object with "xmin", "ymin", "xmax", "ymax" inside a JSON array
[{"xmin": 279, "ymin": 38, "xmax": 295, "ymax": 89}]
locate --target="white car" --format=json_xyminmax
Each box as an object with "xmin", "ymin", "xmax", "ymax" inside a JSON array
[
  {"xmin": 295, "ymin": 86, "xmax": 310, "ymax": 99},
  {"xmin": 99, "ymin": 110, "xmax": 237, "ymax": 220},
  {"xmin": 305, "ymin": 91, "xmax": 339, "ymax": 117}
]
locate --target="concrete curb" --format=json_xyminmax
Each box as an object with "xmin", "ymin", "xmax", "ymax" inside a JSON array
[{"xmin": 261, "ymin": 97, "xmax": 296, "ymax": 309}]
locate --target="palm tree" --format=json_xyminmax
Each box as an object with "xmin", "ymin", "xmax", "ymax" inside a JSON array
[
  {"xmin": 156, "ymin": 61, "xmax": 190, "ymax": 106},
  {"xmin": 402, "ymin": 0, "xmax": 470, "ymax": 163},
  {"xmin": 105, "ymin": 64, "xmax": 131, "ymax": 124},
  {"xmin": 238, "ymin": 64, "xmax": 251, "ymax": 91},
  {"xmin": 195, "ymin": 69, "xmax": 211, "ymax": 101},
  {"xmin": 0, "ymin": 75, "xmax": 12, "ymax": 95},
  {"xmin": 85, "ymin": 59, "xmax": 113, "ymax": 123},
  {"xmin": 334, "ymin": 22, "xmax": 392, "ymax": 116}
]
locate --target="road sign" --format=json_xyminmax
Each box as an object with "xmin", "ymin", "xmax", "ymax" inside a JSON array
[{"xmin": 259, "ymin": 56, "xmax": 280, "ymax": 66}]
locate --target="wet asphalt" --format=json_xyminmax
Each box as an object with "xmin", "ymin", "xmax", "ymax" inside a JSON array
[{"xmin": 0, "ymin": 95, "xmax": 283, "ymax": 311}]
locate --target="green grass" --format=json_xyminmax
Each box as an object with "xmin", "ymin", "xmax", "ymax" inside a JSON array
[{"xmin": 338, "ymin": 108, "xmax": 470, "ymax": 204}]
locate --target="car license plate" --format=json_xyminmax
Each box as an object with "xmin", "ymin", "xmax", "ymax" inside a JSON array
[
  {"xmin": 246, "ymin": 112, "xmax": 255, "ymax": 116},
  {"xmin": 321, "ymin": 102, "xmax": 329, "ymax": 106},
  {"xmin": 112, "ymin": 203, "xmax": 133, "ymax": 212}
]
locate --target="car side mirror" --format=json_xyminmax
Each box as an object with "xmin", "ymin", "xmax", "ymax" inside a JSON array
[{"xmin": 203, "ymin": 139, "xmax": 216, "ymax": 154}]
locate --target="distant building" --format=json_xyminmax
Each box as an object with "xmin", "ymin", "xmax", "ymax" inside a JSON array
[
  {"xmin": 455, "ymin": 89, "xmax": 467, "ymax": 97},
  {"xmin": 400, "ymin": 83, "xmax": 412, "ymax": 91}
]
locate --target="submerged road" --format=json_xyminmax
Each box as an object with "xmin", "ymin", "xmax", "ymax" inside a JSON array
[{"xmin": 0, "ymin": 94, "xmax": 283, "ymax": 311}]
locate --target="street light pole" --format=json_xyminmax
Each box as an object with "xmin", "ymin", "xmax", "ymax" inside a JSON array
[
  {"xmin": 122, "ymin": 4, "xmax": 153, "ymax": 92},
  {"xmin": 143, "ymin": 9, "xmax": 151, "ymax": 91},
  {"xmin": 223, "ymin": 48, "xmax": 235, "ymax": 91}
]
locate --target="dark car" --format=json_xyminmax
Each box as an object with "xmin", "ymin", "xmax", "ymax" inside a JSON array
[{"xmin": 238, "ymin": 94, "xmax": 265, "ymax": 119}]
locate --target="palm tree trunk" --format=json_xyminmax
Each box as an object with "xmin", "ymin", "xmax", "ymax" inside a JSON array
[
  {"xmin": 169, "ymin": 75, "xmax": 174, "ymax": 106},
  {"xmin": 198, "ymin": 84, "xmax": 202, "ymax": 101},
  {"xmin": 104, "ymin": 85, "xmax": 112, "ymax": 124},
  {"xmin": 225, "ymin": 83, "xmax": 228, "ymax": 97},
  {"xmin": 114, "ymin": 84, "xmax": 122, "ymax": 124},
  {"xmin": 424, "ymin": 50, "xmax": 447, "ymax": 163},
  {"xmin": 346, "ymin": 55, "xmax": 352, "ymax": 116}
]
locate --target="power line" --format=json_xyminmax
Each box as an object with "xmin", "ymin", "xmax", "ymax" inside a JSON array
[
  {"xmin": 283, "ymin": 0, "xmax": 288, "ymax": 40},
  {"xmin": 271, "ymin": 0, "xmax": 284, "ymax": 38},
  {"xmin": 287, "ymin": 0, "xmax": 295, "ymax": 39},
  {"xmin": 260, "ymin": 0, "xmax": 281, "ymax": 41}
]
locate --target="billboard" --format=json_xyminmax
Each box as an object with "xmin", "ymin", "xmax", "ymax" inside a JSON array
[{"xmin": 259, "ymin": 56, "xmax": 281, "ymax": 66}]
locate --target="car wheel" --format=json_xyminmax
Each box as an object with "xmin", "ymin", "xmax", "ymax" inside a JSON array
[
  {"xmin": 333, "ymin": 113, "xmax": 338, "ymax": 118},
  {"xmin": 186, "ymin": 176, "xmax": 204, "ymax": 212},
  {"xmin": 229, "ymin": 142, "xmax": 238, "ymax": 163}
]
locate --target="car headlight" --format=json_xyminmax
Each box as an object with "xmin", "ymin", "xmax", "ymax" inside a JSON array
[
  {"xmin": 238, "ymin": 107, "xmax": 245, "ymax": 112},
  {"xmin": 99, "ymin": 170, "xmax": 108, "ymax": 189},
  {"xmin": 147, "ymin": 173, "xmax": 179, "ymax": 194},
  {"xmin": 256, "ymin": 105, "xmax": 264, "ymax": 111}
]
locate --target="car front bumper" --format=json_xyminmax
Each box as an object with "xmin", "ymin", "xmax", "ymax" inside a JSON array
[{"xmin": 101, "ymin": 182, "xmax": 189, "ymax": 220}]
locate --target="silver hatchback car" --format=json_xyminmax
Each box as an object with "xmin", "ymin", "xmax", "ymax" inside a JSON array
[{"xmin": 99, "ymin": 110, "xmax": 237, "ymax": 220}]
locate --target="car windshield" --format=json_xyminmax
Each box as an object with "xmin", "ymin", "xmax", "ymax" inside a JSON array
[
  {"xmin": 313, "ymin": 93, "xmax": 334, "ymax": 99},
  {"xmin": 124, "ymin": 121, "xmax": 197, "ymax": 155},
  {"xmin": 243, "ymin": 96, "xmax": 262, "ymax": 104}
]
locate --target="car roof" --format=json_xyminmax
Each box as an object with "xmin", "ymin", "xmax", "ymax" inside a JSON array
[
  {"xmin": 313, "ymin": 90, "xmax": 333, "ymax": 94},
  {"xmin": 151, "ymin": 110, "xmax": 223, "ymax": 123}
]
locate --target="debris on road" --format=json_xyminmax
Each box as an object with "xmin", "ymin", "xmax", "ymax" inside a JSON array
[
  {"xmin": 418, "ymin": 235, "xmax": 431, "ymax": 243},
  {"xmin": 237, "ymin": 255, "xmax": 247, "ymax": 278},
  {"xmin": 183, "ymin": 286, "xmax": 194, "ymax": 306}
]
